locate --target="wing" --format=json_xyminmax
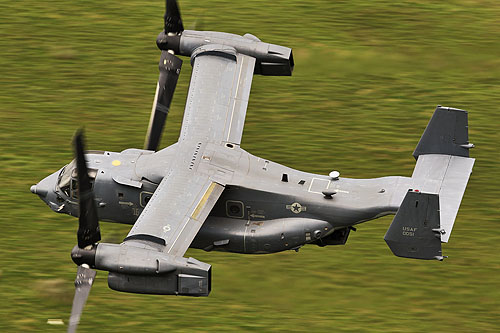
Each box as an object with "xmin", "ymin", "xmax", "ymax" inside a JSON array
[
  {"xmin": 126, "ymin": 162, "xmax": 224, "ymax": 256},
  {"xmin": 125, "ymin": 47, "xmax": 256, "ymax": 256},
  {"xmin": 179, "ymin": 46, "xmax": 255, "ymax": 145}
]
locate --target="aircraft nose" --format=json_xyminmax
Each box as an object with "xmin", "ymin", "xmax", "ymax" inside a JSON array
[
  {"xmin": 30, "ymin": 183, "xmax": 49, "ymax": 197},
  {"xmin": 31, "ymin": 171, "xmax": 59, "ymax": 198}
]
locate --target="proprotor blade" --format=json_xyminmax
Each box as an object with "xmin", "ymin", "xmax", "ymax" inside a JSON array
[
  {"xmin": 67, "ymin": 265, "xmax": 97, "ymax": 333},
  {"xmin": 74, "ymin": 130, "xmax": 101, "ymax": 248},
  {"xmin": 165, "ymin": 0, "xmax": 184, "ymax": 34},
  {"xmin": 144, "ymin": 51, "xmax": 182, "ymax": 151}
]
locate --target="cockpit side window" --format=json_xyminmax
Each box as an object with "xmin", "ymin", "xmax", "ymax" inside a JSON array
[
  {"xmin": 71, "ymin": 177, "xmax": 79, "ymax": 199},
  {"xmin": 70, "ymin": 168, "xmax": 97, "ymax": 200},
  {"xmin": 57, "ymin": 159, "xmax": 97, "ymax": 199}
]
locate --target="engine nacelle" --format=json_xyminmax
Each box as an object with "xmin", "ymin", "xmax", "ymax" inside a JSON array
[
  {"xmin": 72, "ymin": 242, "xmax": 212, "ymax": 296},
  {"xmin": 157, "ymin": 30, "xmax": 294, "ymax": 76}
]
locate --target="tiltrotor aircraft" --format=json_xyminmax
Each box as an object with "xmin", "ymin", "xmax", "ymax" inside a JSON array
[{"xmin": 30, "ymin": 1, "xmax": 474, "ymax": 331}]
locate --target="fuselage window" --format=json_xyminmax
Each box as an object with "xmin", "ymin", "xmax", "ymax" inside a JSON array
[
  {"xmin": 226, "ymin": 200, "xmax": 245, "ymax": 219},
  {"xmin": 140, "ymin": 191, "xmax": 154, "ymax": 207}
]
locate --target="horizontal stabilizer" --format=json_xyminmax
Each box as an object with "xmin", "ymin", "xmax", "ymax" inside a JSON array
[
  {"xmin": 385, "ymin": 191, "xmax": 444, "ymax": 260},
  {"xmin": 410, "ymin": 154, "xmax": 474, "ymax": 242},
  {"xmin": 413, "ymin": 106, "xmax": 473, "ymax": 159}
]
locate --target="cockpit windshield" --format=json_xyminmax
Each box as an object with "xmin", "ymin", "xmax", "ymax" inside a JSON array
[{"xmin": 57, "ymin": 159, "xmax": 97, "ymax": 199}]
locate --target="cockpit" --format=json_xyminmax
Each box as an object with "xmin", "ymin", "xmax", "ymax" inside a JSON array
[{"xmin": 57, "ymin": 159, "xmax": 97, "ymax": 199}]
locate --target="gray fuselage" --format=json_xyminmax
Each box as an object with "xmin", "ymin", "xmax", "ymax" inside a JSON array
[{"xmin": 36, "ymin": 143, "xmax": 411, "ymax": 254}]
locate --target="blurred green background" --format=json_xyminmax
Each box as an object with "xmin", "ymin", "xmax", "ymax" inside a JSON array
[{"xmin": 1, "ymin": 0, "xmax": 499, "ymax": 332}]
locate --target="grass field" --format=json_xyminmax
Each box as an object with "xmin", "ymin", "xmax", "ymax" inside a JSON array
[{"xmin": 1, "ymin": 0, "xmax": 499, "ymax": 332}]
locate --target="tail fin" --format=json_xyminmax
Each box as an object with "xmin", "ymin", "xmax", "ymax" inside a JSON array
[
  {"xmin": 384, "ymin": 190, "xmax": 444, "ymax": 260},
  {"xmin": 413, "ymin": 106, "xmax": 474, "ymax": 159},
  {"xmin": 385, "ymin": 106, "xmax": 475, "ymax": 259}
]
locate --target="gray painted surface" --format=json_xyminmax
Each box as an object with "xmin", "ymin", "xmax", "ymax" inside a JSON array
[{"xmin": 410, "ymin": 154, "xmax": 475, "ymax": 242}]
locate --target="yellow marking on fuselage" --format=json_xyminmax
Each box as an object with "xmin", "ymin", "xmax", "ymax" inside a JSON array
[{"xmin": 111, "ymin": 160, "xmax": 121, "ymax": 166}]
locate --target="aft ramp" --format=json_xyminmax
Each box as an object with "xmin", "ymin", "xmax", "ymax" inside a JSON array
[{"xmin": 385, "ymin": 106, "xmax": 475, "ymax": 260}]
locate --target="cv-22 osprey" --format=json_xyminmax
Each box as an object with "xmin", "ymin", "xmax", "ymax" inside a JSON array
[{"xmin": 30, "ymin": 1, "xmax": 474, "ymax": 331}]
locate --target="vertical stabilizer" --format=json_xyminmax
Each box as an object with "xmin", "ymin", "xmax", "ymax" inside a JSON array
[
  {"xmin": 384, "ymin": 191, "xmax": 444, "ymax": 260},
  {"xmin": 413, "ymin": 106, "xmax": 473, "ymax": 159}
]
